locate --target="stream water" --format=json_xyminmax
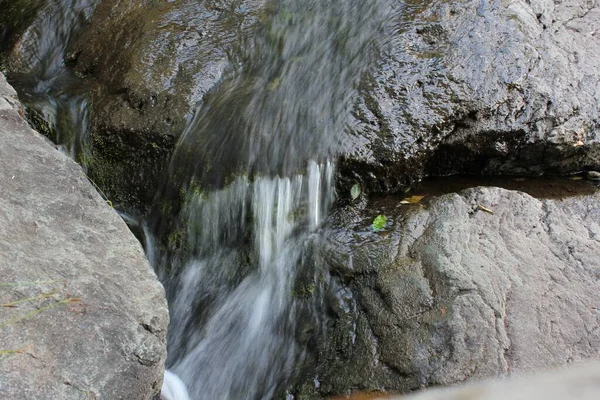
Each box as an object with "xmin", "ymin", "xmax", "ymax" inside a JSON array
[
  {"xmin": 2, "ymin": 0, "xmax": 397, "ymax": 399},
  {"xmin": 1, "ymin": 0, "xmax": 98, "ymax": 161},
  {"xmin": 150, "ymin": 2, "xmax": 397, "ymax": 398}
]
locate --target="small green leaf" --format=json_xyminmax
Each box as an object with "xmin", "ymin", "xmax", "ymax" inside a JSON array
[
  {"xmin": 372, "ymin": 215, "xmax": 387, "ymax": 231},
  {"xmin": 350, "ymin": 184, "xmax": 361, "ymax": 200}
]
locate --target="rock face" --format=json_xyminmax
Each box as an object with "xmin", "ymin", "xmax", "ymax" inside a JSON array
[
  {"xmin": 339, "ymin": 0, "xmax": 600, "ymax": 194},
  {"xmin": 297, "ymin": 186, "xmax": 600, "ymax": 397},
  {"xmin": 0, "ymin": 0, "xmax": 266, "ymax": 211},
  {"xmin": 3, "ymin": 0, "xmax": 598, "ymax": 210},
  {"xmin": 394, "ymin": 361, "xmax": 600, "ymax": 400},
  {"xmin": 66, "ymin": 0, "xmax": 266, "ymax": 210},
  {"xmin": 0, "ymin": 74, "xmax": 168, "ymax": 399}
]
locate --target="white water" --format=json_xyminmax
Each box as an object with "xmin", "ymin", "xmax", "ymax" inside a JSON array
[
  {"xmin": 145, "ymin": 1, "xmax": 399, "ymax": 398},
  {"xmin": 161, "ymin": 370, "xmax": 190, "ymax": 400},
  {"xmin": 164, "ymin": 161, "xmax": 334, "ymax": 399}
]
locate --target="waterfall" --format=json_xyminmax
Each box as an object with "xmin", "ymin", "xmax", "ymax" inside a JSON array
[
  {"xmin": 151, "ymin": 1, "xmax": 398, "ymax": 398},
  {"xmin": 161, "ymin": 162, "xmax": 334, "ymax": 399},
  {"xmin": 2, "ymin": 0, "xmax": 399, "ymax": 398}
]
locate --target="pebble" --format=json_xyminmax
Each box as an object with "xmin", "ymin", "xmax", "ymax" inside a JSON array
[{"xmin": 586, "ymin": 171, "xmax": 600, "ymax": 181}]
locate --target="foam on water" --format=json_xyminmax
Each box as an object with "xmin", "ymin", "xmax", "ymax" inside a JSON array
[{"xmin": 161, "ymin": 370, "xmax": 190, "ymax": 400}]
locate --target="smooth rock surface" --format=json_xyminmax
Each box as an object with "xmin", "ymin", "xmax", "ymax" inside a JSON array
[
  {"xmin": 0, "ymin": 0, "xmax": 266, "ymax": 210},
  {"xmin": 65, "ymin": 0, "xmax": 266, "ymax": 210},
  {"xmin": 392, "ymin": 361, "xmax": 600, "ymax": 400},
  {"xmin": 0, "ymin": 73, "xmax": 168, "ymax": 399},
  {"xmin": 297, "ymin": 186, "xmax": 600, "ymax": 397}
]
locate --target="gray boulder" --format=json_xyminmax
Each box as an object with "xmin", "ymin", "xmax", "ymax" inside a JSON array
[
  {"xmin": 298, "ymin": 185, "xmax": 600, "ymax": 397},
  {"xmin": 0, "ymin": 73, "xmax": 168, "ymax": 399},
  {"xmin": 339, "ymin": 0, "xmax": 600, "ymax": 193}
]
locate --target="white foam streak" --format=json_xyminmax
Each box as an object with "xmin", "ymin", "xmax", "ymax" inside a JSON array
[{"xmin": 166, "ymin": 161, "xmax": 334, "ymax": 399}]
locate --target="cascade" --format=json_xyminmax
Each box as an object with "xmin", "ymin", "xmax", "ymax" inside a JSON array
[{"xmin": 3, "ymin": 0, "xmax": 398, "ymax": 398}]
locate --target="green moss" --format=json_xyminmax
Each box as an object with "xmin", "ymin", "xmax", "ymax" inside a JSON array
[
  {"xmin": 292, "ymin": 282, "xmax": 316, "ymax": 299},
  {"xmin": 167, "ymin": 230, "xmax": 183, "ymax": 249}
]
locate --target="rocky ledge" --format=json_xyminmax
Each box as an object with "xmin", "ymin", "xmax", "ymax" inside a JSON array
[
  {"xmin": 0, "ymin": 73, "xmax": 168, "ymax": 399},
  {"xmin": 339, "ymin": 0, "xmax": 600, "ymax": 195},
  {"xmin": 296, "ymin": 184, "xmax": 600, "ymax": 397}
]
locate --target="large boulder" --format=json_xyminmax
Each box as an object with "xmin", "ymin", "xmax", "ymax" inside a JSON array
[
  {"xmin": 295, "ymin": 185, "xmax": 600, "ymax": 397},
  {"xmin": 339, "ymin": 0, "xmax": 600, "ymax": 194},
  {"xmin": 0, "ymin": 73, "xmax": 168, "ymax": 399}
]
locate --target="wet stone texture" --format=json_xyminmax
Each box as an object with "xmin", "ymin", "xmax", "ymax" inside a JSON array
[
  {"xmin": 3, "ymin": 0, "xmax": 598, "ymax": 210},
  {"xmin": 339, "ymin": 0, "xmax": 600, "ymax": 195},
  {"xmin": 0, "ymin": 73, "xmax": 168, "ymax": 399},
  {"xmin": 66, "ymin": 0, "xmax": 267, "ymax": 211},
  {"xmin": 295, "ymin": 186, "xmax": 600, "ymax": 398},
  {"xmin": 1, "ymin": 0, "xmax": 267, "ymax": 211}
]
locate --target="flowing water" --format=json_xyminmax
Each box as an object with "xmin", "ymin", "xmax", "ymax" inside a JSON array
[
  {"xmin": 2, "ymin": 0, "xmax": 398, "ymax": 398},
  {"xmin": 151, "ymin": 2, "xmax": 399, "ymax": 398},
  {"xmin": 2, "ymin": 0, "xmax": 98, "ymax": 160}
]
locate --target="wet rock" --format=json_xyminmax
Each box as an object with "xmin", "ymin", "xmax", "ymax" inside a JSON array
[
  {"xmin": 298, "ymin": 186, "xmax": 600, "ymax": 397},
  {"xmin": 4, "ymin": 0, "xmax": 597, "ymax": 210},
  {"xmin": 586, "ymin": 171, "xmax": 600, "ymax": 180},
  {"xmin": 65, "ymin": 0, "xmax": 266, "ymax": 210},
  {"xmin": 0, "ymin": 0, "xmax": 266, "ymax": 211},
  {"xmin": 339, "ymin": 0, "xmax": 600, "ymax": 195},
  {"xmin": 0, "ymin": 73, "xmax": 168, "ymax": 399},
  {"xmin": 0, "ymin": 0, "xmax": 98, "ymax": 76}
]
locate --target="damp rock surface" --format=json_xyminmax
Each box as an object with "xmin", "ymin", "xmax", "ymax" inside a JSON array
[
  {"xmin": 0, "ymin": 73, "xmax": 168, "ymax": 399},
  {"xmin": 0, "ymin": 0, "xmax": 267, "ymax": 211},
  {"xmin": 3, "ymin": 0, "xmax": 598, "ymax": 210},
  {"xmin": 339, "ymin": 0, "xmax": 600, "ymax": 193},
  {"xmin": 300, "ymin": 185, "xmax": 600, "ymax": 397}
]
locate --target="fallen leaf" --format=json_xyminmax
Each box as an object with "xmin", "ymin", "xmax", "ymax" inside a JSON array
[
  {"xmin": 573, "ymin": 140, "xmax": 584, "ymax": 147},
  {"xmin": 372, "ymin": 215, "xmax": 387, "ymax": 231},
  {"xmin": 477, "ymin": 204, "xmax": 494, "ymax": 214},
  {"xmin": 400, "ymin": 195, "xmax": 426, "ymax": 204},
  {"xmin": 569, "ymin": 176, "xmax": 584, "ymax": 181}
]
